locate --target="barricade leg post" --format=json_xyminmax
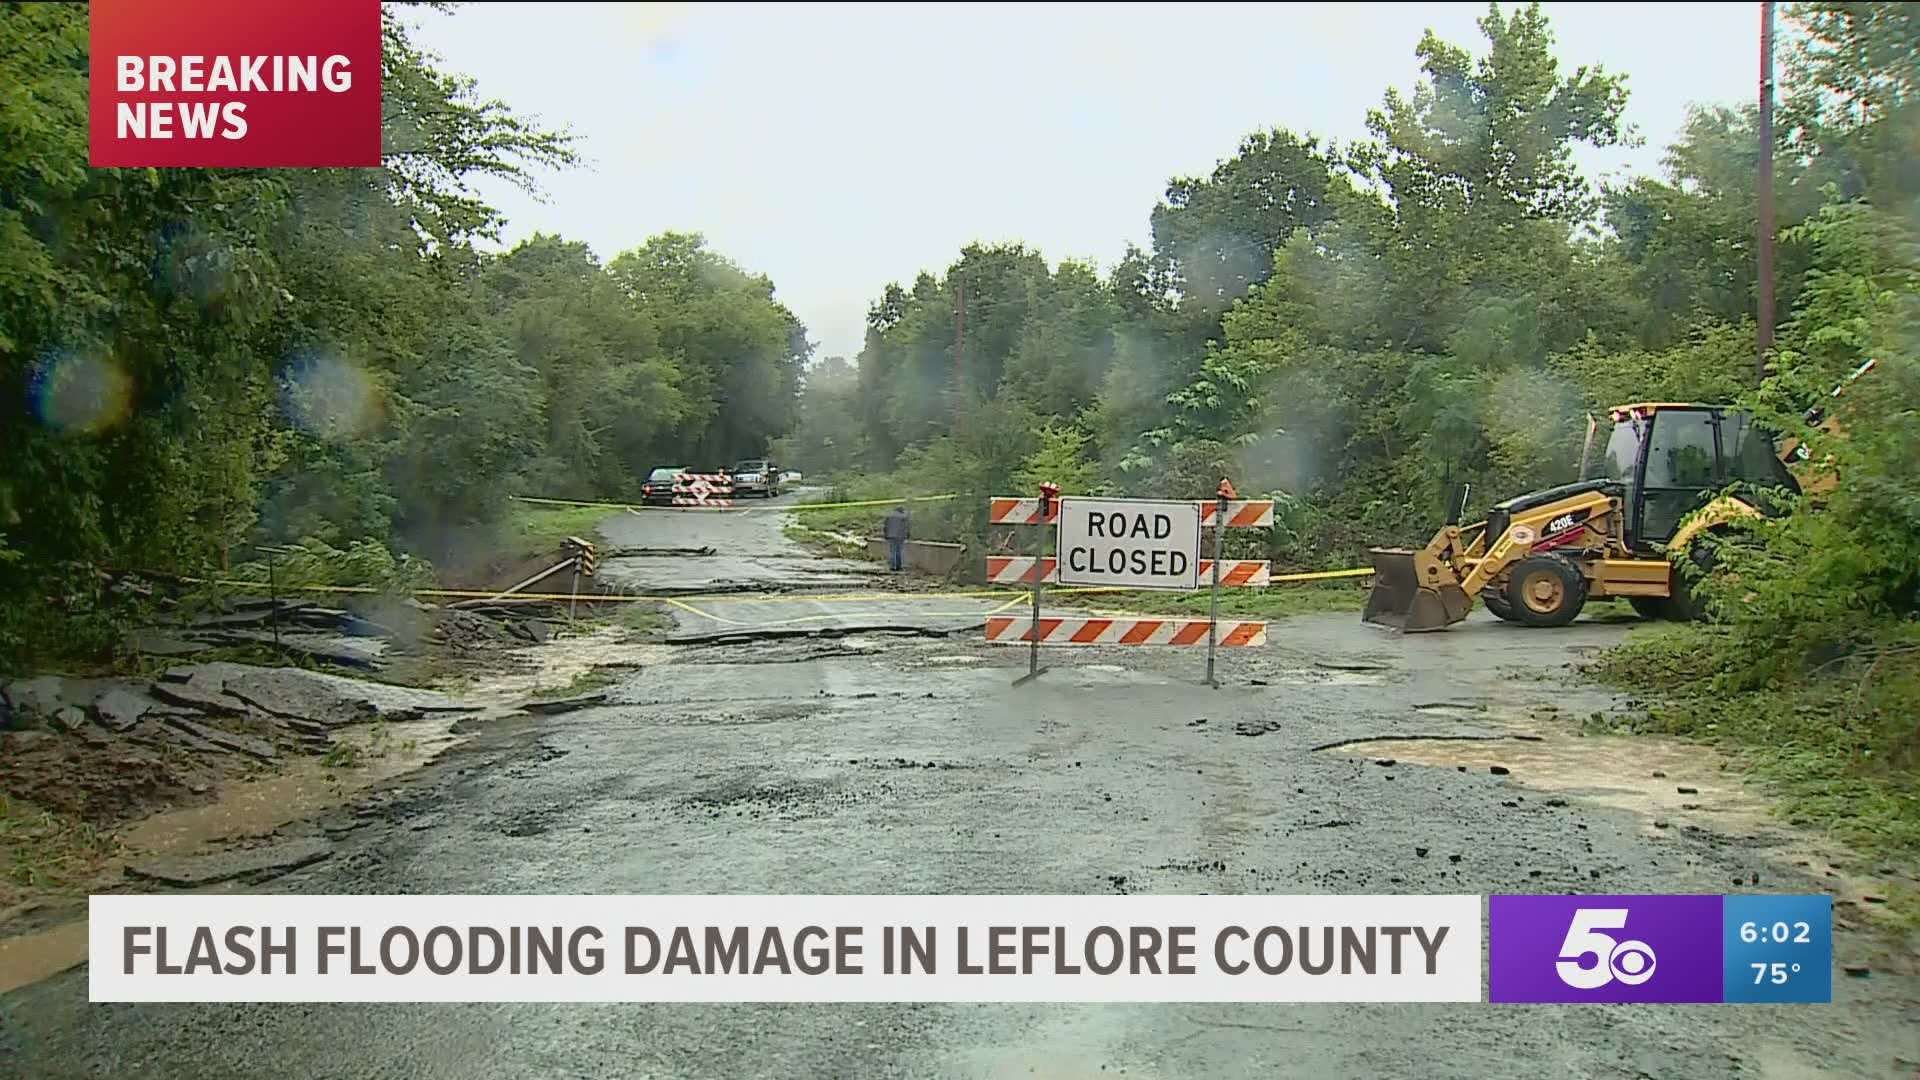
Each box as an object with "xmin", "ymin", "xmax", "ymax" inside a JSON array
[
  {"xmin": 1013, "ymin": 485, "xmax": 1056, "ymax": 687},
  {"xmin": 1205, "ymin": 483, "xmax": 1232, "ymax": 687},
  {"xmin": 1205, "ymin": 522, "xmax": 1224, "ymax": 688},
  {"xmin": 568, "ymin": 562, "xmax": 581, "ymax": 622}
]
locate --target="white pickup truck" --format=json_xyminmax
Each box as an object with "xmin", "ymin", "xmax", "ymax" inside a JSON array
[{"xmin": 730, "ymin": 459, "xmax": 783, "ymax": 498}]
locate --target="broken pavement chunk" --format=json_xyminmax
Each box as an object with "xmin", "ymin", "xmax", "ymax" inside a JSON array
[
  {"xmin": 161, "ymin": 716, "xmax": 277, "ymax": 762},
  {"xmin": 150, "ymin": 681, "xmax": 250, "ymax": 716},
  {"xmin": 91, "ymin": 687, "xmax": 157, "ymax": 732},
  {"xmin": 2, "ymin": 676, "xmax": 76, "ymax": 721},
  {"xmin": 128, "ymin": 629, "xmax": 213, "ymax": 657},
  {"xmin": 126, "ymin": 838, "xmax": 331, "ymax": 887},
  {"xmin": 522, "ymin": 693, "xmax": 610, "ymax": 715},
  {"xmin": 221, "ymin": 671, "xmax": 380, "ymax": 727}
]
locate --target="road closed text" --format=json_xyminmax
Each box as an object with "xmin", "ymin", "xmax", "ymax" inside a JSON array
[
  {"xmin": 91, "ymin": 895, "xmax": 1482, "ymax": 1002},
  {"xmin": 1064, "ymin": 539, "xmax": 1191, "ymax": 579},
  {"xmin": 1055, "ymin": 498, "xmax": 1202, "ymax": 589}
]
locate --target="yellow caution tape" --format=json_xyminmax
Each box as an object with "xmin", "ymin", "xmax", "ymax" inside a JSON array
[
  {"xmin": 178, "ymin": 566, "xmax": 1371, "ymax": 605},
  {"xmin": 1269, "ymin": 567, "xmax": 1376, "ymax": 582},
  {"xmin": 786, "ymin": 494, "xmax": 959, "ymax": 512}
]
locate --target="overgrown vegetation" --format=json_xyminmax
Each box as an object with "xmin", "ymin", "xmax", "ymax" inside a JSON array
[
  {"xmin": 773, "ymin": 2, "xmax": 1919, "ymax": 851},
  {"xmin": 1, "ymin": 5, "xmax": 806, "ymax": 669},
  {"xmin": 1, "ymin": 793, "xmax": 121, "ymax": 901},
  {"xmin": 1591, "ymin": 629, "xmax": 1920, "ymax": 858},
  {"xmin": 509, "ymin": 503, "xmax": 616, "ymax": 558}
]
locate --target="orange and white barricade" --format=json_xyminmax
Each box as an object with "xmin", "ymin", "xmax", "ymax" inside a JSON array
[
  {"xmin": 989, "ymin": 497, "xmax": 1274, "ymax": 528},
  {"xmin": 985, "ymin": 615, "xmax": 1268, "ymax": 647},
  {"xmin": 988, "ymin": 482, "xmax": 1272, "ymax": 686},
  {"xmin": 672, "ymin": 472, "xmax": 734, "ymax": 507}
]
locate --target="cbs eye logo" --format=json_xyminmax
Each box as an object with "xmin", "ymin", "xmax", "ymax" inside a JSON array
[{"xmin": 1555, "ymin": 908, "xmax": 1658, "ymax": 989}]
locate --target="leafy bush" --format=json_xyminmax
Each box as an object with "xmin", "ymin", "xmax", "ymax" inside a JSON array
[{"xmin": 229, "ymin": 537, "xmax": 435, "ymax": 596}]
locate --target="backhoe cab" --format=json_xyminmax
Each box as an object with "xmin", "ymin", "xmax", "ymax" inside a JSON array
[{"xmin": 1363, "ymin": 403, "xmax": 1801, "ymax": 632}]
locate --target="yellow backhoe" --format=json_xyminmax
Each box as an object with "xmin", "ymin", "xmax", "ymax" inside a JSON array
[{"xmin": 1363, "ymin": 360, "xmax": 1873, "ymax": 632}]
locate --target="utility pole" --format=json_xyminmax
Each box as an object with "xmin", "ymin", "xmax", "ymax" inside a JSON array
[{"xmin": 1757, "ymin": 0, "xmax": 1776, "ymax": 384}]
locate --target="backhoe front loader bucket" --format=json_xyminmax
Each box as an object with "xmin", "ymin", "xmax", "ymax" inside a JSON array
[{"xmin": 1362, "ymin": 547, "xmax": 1470, "ymax": 632}]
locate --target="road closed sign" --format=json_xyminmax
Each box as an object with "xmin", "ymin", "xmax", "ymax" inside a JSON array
[{"xmin": 1056, "ymin": 498, "xmax": 1201, "ymax": 590}]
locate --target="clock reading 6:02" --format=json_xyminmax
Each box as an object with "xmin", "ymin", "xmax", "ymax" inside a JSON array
[{"xmin": 1739, "ymin": 920, "xmax": 1812, "ymax": 944}]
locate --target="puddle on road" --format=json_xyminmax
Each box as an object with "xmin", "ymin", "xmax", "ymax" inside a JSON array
[
  {"xmin": 0, "ymin": 918, "xmax": 86, "ymax": 994},
  {"xmin": 1331, "ymin": 732, "xmax": 1766, "ymax": 823}
]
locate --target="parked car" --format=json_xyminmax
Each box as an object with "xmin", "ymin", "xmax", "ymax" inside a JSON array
[
  {"xmin": 640, "ymin": 465, "xmax": 686, "ymax": 506},
  {"xmin": 731, "ymin": 459, "xmax": 782, "ymax": 498}
]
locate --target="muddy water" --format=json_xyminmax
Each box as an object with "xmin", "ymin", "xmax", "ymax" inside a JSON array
[
  {"xmin": 442, "ymin": 625, "xmax": 673, "ymax": 701},
  {"xmin": 0, "ymin": 719, "xmax": 460, "ymax": 994},
  {"xmin": 121, "ymin": 719, "xmax": 460, "ymax": 854},
  {"xmin": 0, "ymin": 918, "xmax": 85, "ymax": 994}
]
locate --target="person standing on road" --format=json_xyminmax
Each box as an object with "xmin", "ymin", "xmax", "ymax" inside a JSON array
[{"xmin": 882, "ymin": 505, "xmax": 910, "ymax": 572}]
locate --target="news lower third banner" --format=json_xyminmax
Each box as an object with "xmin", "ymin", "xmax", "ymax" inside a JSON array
[
  {"xmin": 94, "ymin": 895, "xmax": 1478, "ymax": 1003},
  {"xmin": 89, "ymin": 893, "xmax": 1833, "ymax": 1004}
]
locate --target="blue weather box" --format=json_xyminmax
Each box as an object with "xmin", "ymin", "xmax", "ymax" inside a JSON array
[{"xmin": 1721, "ymin": 894, "xmax": 1833, "ymax": 1004}]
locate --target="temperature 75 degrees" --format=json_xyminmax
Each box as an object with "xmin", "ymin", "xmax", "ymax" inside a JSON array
[{"xmin": 1752, "ymin": 962, "xmax": 1803, "ymax": 984}]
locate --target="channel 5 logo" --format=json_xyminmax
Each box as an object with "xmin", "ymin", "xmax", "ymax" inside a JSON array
[
  {"xmin": 1554, "ymin": 908, "xmax": 1657, "ymax": 988},
  {"xmin": 1490, "ymin": 895, "xmax": 1722, "ymax": 1003}
]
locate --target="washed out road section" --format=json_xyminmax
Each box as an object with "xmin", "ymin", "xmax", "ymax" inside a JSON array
[
  {"xmin": 597, "ymin": 492, "xmax": 1007, "ymax": 637},
  {"xmin": 596, "ymin": 492, "xmax": 881, "ymax": 595},
  {"xmin": 7, "ymin": 614, "xmax": 1916, "ymax": 1078}
]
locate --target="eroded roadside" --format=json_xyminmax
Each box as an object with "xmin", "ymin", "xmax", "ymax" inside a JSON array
[
  {"xmin": 1316, "ymin": 724, "xmax": 1919, "ymax": 978},
  {"xmin": 9, "ymin": 608, "xmax": 1916, "ymax": 1079},
  {"xmin": 0, "ymin": 624, "xmax": 675, "ymax": 994}
]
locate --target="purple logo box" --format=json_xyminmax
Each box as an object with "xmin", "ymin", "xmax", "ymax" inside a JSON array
[{"xmin": 1490, "ymin": 894, "xmax": 1723, "ymax": 1003}]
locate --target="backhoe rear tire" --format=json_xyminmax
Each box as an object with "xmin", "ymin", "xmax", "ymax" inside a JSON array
[
  {"xmin": 1627, "ymin": 596, "xmax": 1667, "ymax": 620},
  {"xmin": 1504, "ymin": 553, "xmax": 1589, "ymax": 628},
  {"xmin": 1667, "ymin": 541, "xmax": 1719, "ymax": 622}
]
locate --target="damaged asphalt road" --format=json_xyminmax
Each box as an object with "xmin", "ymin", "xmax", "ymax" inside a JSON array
[
  {"xmin": 5, "ymin": 505, "xmax": 1919, "ymax": 1080},
  {"xmin": 597, "ymin": 492, "xmax": 886, "ymax": 598},
  {"xmin": 600, "ymin": 491, "xmax": 1004, "ymax": 639}
]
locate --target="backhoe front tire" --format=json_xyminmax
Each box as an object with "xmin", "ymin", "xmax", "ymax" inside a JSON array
[
  {"xmin": 1483, "ymin": 592, "xmax": 1518, "ymax": 621},
  {"xmin": 1504, "ymin": 553, "xmax": 1589, "ymax": 628}
]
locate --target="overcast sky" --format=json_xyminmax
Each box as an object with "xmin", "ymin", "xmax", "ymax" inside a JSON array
[{"xmin": 407, "ymin": 2, "xmax": 1764, "ymax": 360}]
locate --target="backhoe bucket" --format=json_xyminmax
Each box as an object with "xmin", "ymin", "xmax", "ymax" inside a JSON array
[{"xmin": 1362, "ymin": 548, "xmax": 1470, "ymax": 632}]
